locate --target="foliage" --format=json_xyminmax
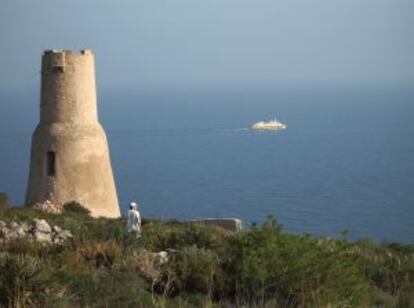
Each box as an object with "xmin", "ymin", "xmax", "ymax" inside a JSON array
[
  {"xmin": 0, "ymin": 191, "xmax": 8, "ymax": 211},
  {"xmin": 0, "ymin": 205, "xmax": 413, "ymax": 307},
  {"xmin": 73, "ymin": 239, "xmax": 123, "ymax": 269},
  {"xmin": 0, "ymin": 255, "xmax": 70, "ymax": 307},
  {"xmin": 63, "ymin": 201, "xmax": 91, "ymax": 215},
  {"xmin": 141, "ymin": 220, "xmax": 228, "ymax": 251},
  {"xmin": 55, "ymin": 268, "xmax": 152, "ymax": 306},
  {"xmin": 168, "ymin": 246, "xmax": 219, "ymax": 295},
  {"xmin": 350, "ymin": 240, "xmax": 414, "ymax": 307},
  {"xmin": 0, "ymin": 237, "xmax": 66, "ymax": 260},
  {"xmin": 223, "ymin": 216, "xmax": 373, "ymax": 306}
]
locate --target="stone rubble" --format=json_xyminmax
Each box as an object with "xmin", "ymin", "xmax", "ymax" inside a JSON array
[
  {"xmin": 0, "ymin": 218, "xmax": 72, "ymax": 244},
  {"xmin": 33, "ymin": 218, "xmax": 52, "ymax": 233},
  {"xmin": 33, "ymin": 200, "xmax": 63, "ymax": 214}
]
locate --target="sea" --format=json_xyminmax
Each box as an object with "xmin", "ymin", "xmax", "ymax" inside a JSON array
[{"xmin": 0, "ymin": 84, "xmax": 413, "ymax": 243}]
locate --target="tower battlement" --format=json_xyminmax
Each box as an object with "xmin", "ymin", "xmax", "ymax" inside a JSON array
[
  {"xmin": 43, "ymin": 49, "xmax": 93, "ymax": 56},
  {"xmin": 41, "ymin": 49, "xmax": 94, "ymax": 74},
  {"xmin": 26, "ymin": 49, "xmax": 120, "ymax": 218}
]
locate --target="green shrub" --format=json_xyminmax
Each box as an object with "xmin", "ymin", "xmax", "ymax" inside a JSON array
[
  {"xmin": 63, "ymin": 201, "xmax": 91, "ymax": 215},
  {"xmin": 141, "ymin": 220, "xmax": 228, "ymax": 252},
  {"xmin": 0, "ymin": 237, "xmax": 66, "ymax": 260},
  {"xmin": 168, "ymin": 246, "xmax": 219, "ymax": 295},
  {"xmin": 80, "ymin": 217, "xmax": 142, "ymax": 250},
  {"xmin": 56, "ymin": 268, "xmax": 151, "ymax": 306},
  {"xmin": 223, "ymin": 216, "xmax": 373, "ymax": 306},
  {"xmin": 73, "ymin": 240, "xmax": 123, "ymax": 269},
  {"xmin": 352, "ymin": 240, "xmax": 414, "ymax": 307},
  {"xmin": 0, "ymin": 198, "xmax": 412, "ymax": 307},
  {"xmin": 0, "ymin": 191, "xmax": 8, "ymax": 210},
  {"xmin": 0, "ymin": 255, "xmax": 70, "ymax": 307}
]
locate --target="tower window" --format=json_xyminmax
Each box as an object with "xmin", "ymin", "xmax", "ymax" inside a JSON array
[
  {"xmin": 47, "ymin": 151, "xmax": 56, "ymax": 176},
  {"xmin": 52, "ymin": 66, "xmax": 64, "ymax": 73}
]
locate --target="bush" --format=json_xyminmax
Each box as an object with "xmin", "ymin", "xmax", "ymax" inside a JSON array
[
  {"xmin": 80, "ymin": 217, "xmax": 142, "ymax": 250},
  {"xmin": 0, "ymin": 237, "xmax": 65, "ymax": 260},
  {"xmin": 56, "ymin": 268, "xmax": 152, "ymax": 306},
  {"xmin": 0, "ymin": 255, "xmax": 69, "ymax": 306},
  {"xmin": 0, "ymin": 199, "xmax": 412, "ymax": 307},
  {"xmin": 73, "ymin": 240, "xmax": 123, "ymax": 269},
  {"xmin": 223, "ymin": 216, "xmax": 373, "ymax": 306},
  {"xmin": 63, "ymin": 201, "xmax": 91, "ymax": 215},
  {"xmin": 141, "ymin": 220, "xmax": 228, "ymax": 252},
  {"xmin": 168, "ymin": 246, "xmax": 219, "ymax": 295},
  {"xmin": 0, "ymin": 191, "xmax": 8, "ymax": 210},
  {"xmin": 352, "ymin": 240, "xmax": 414, "ymax": 307}
]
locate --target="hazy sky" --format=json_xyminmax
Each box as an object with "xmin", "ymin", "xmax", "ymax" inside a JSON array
[{"xmin": 1, "ymin": 0, "xmax": 413, "ymax": 90}]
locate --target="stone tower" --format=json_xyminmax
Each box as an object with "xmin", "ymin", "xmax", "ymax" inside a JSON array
[{"xmin": 26, "ymin": 49, "xmax": 120, "ymax": 218}]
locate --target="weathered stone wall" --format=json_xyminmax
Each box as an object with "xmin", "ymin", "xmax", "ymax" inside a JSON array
[
  {"xmin": 40, "ymin": 49, "xmax": 98, "ymax": 124},
  {"xmin": 26, "ymin": 49, "xmax": 120, "ymax": 218}
]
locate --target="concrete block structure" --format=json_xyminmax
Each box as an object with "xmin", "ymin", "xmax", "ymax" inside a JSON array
[
  {"xmin": 190, "ymin": 218, "xmax": 243, "ymax": 232},
  {"xmin": 26, "ymin": 49, "xmax": 120, "ymax": 218}
]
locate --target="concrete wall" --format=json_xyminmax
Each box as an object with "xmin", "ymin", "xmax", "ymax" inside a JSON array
[
  {"xmin": 26, "ymin": 50, "xmax": 120, "ymax": 218},
  {"xmin": 190, "ymin": 218, "xmax": 243, "ymax": 232}
]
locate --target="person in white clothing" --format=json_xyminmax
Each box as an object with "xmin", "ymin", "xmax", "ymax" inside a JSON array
[{"xmin": 127, "ymin": 202, "xmax": 141, "ymax": 236}]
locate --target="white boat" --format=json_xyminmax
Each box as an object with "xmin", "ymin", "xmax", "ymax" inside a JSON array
[{"xmin": 250, "ymin": 118, "xmax": 287, "ymax": 131}]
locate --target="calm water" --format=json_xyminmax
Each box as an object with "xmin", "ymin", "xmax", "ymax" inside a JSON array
[{"xmin": 1, "ymin": 85, "xmax": 413, "ymax": 243}]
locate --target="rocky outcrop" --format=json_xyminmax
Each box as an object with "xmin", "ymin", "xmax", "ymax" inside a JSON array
[{"xmin": 0, "ymin": 219, "xmax": 72, "ymax": 244}]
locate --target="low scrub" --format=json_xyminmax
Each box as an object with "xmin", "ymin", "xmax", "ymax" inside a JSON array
[
  {"xmin": 63, "ymin": 201, "xmax": 91, "ymax": 215},
  {"xmin": 0, "ymin": 255, "xmax": 69, "ymax": 307},
  {"xmin": 0, "ymin": 203, "xmax": 413, "ymax": 307},
  {"xmin": 168, "ymin": 246, "xmax": 220, "ymax": 295},
  {"xmin": 0, "ymin": 191, "xmax": 8, "ymax": 211},
  {"xmin": 222, "ymin": 217, "xmax": 373, "ymax": 306}
]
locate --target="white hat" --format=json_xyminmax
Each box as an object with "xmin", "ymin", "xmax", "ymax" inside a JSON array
[{"xmin": 129, "ymin": 202, "xmax": 138, "ymax": 209}]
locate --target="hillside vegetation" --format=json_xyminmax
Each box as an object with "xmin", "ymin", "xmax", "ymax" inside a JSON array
[{"xmin": 0, "ymin": 193, "xmax": 413, "ymax": 307}]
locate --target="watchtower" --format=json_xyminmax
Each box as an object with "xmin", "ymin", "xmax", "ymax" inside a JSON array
[{"xmin": 26, "ymin": 49, "xmax": 120, "ymax": 218}]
